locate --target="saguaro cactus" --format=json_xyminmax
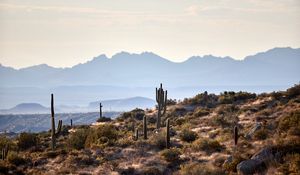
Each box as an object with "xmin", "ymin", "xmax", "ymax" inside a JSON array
[
  {"xmin": 143, "ymin": 116, "xmax": 147, "ymax": 140},
  {"xmin": 234, "ymin": 125, "xmax": 238, "ymax": 146},
  {"xmin": 1, "ymin": 144, "xmax": 9, "ymax": 160},
  {"xmin": 166, "ymin": 118, "xmax": 170, "ymax": 148},
  {"xmin": 70, "ymin": 119, "xmax": 73, "ymax": 127},
  {"xmin": 51, "ymin": 94, "xmax": 63, "ymax": 151},
  {"xmin": 99, "ymin": 103, "xmax": 103, "ymax": 119},
  {"xmin": 135, "ymin": 128, "xmax": 139, "ymax": 141},
  {"xmin": 156, "ymin": 83, "xmax": 167, "ymax": 129}
]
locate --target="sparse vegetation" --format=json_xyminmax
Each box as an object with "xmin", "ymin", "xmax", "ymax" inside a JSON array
[{"xmin": 0, "ymin": 84, "xmax": 299, "ymax": 174}]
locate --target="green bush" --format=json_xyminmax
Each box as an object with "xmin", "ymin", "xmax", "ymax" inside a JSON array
[
  {"xmin": 67, "ymin": 129, "xmax": 89, "ymax": 150},
  {"xmin": 278, "ymin": 110, "xmax": 300, "ymax": 133},
  {"xmin": 180, "ymin": 163, "xmax": 224, "ymax": 175},
  {"xmin": 0, "ymin": 136, "xmax": 15, "ymax": 151},
  {"xmin": 192, "ymin": 138, "xmax": 223, "ymax": 153},
  {"xmin": 160, "ymin": 148, "xmax": 181, "ymax": 163},
  {"xmin": 85, "ymin": 124, "xmax": 118, "ymax": 148},
  {"xmin": 223, "ymin": 155, "xmax": 246, "ymax": 172},
  {"xmin": 179, "ymin": 129, "xmax": 198, "ymax": 143},
  {"xmin": 96, "ymin": 117, "xmax": 112, "ymax": 122},
  {"xmin": 150, "ymin": 131, "xmax": 166, "ymax": 149},
  {"xmin": 193, "ymin": 108, "xmax": 210, "ymax": 117},
  {"xmin": 285, "ymin": 84, "xmax": 300, "ymax": 99},
  {"xmin": 254, "ymin": 129, "xmax": 268, "ymax": 140},
  {"xmin": 17, "ymin": 132, "xmax": 38, "ymax": 150},
  {"xmin": 7, "ymin": 152, "xmax": 26, "ymax": 166}
]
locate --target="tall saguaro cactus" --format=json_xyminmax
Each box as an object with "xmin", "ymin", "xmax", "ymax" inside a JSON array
[
  {"xmin": 156, "ymin": 83, "xmax": 167, "ymax": 129},
  {"xmin": 234, "ymin": 125, "xmax": 238, "ymax": 146},
  {"xmin": 166, "ymin": 118, "xmax": 170, "ymax": 148},
  {"xmin": 135, "ymin": 128, "xmax": 139, "ymax": 141},
  {"xmin": 1, "ymin": 144, "xmax": 9, "ymax": 160},
  {"xmin": 99, "ymin": 103, "xmax": 103, "ymax": 119},
  {"xmin": 51, "ymin": 94, "xmax": 62, "ymax": 151},
  {"xmin": 143, "ymin": 116, "xmax": 147, "ymax": 140}
]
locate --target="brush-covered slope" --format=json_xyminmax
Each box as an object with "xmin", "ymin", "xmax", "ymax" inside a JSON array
[{"xmin": 0, "ymin": 84, "xmax": 299, "ymax": 174}]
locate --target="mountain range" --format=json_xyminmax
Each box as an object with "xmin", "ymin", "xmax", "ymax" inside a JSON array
[
  {"xmin": 0, "ymin": 47, "xmax": 299, "ymax": 109},
  {"xmin": 0, "ymin": 97, "xmax": 155, "ymax": 114}
]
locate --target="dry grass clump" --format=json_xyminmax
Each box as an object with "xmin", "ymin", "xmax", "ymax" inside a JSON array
[
  {"xmin": 85, "ymin": 124, "xmax": 119, "ymax": 148},
  {"xmin": 67, "ymin": 128, "xmax": 89, "ymax": 150},
  {"xmin": 179, "ymin": 129, "xmax": 198, "ymax": 143},
  {"xmin": 191, "ymin": 138, "xmax": 223, "ymax": 154},
  {"xmin": 180, "ymin": 163, "xmax": 224, "ymax": 175},
  {"xmin": 160, "ymin": 148, "xmax": 181, "ymax": 163}
]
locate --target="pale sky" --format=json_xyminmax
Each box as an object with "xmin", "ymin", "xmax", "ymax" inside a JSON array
[{"xmin": 0, "ymin": 0, "xmax": 300, "ymax": 68}]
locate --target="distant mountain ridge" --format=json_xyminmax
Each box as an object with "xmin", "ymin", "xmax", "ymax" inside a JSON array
[
  {"xmin": 89, "ymin": 96, "xmax": 156, "ymax": 111},
  {"xmin": 0, "ymin": 103, "xmax": 49, "ymax": 114},
  {"xmin": 1, "ymin": 47, "xmax": 299, "ymax": 87},
  {"xmin": 0, "ymin": 97, "xmax": 156, "ymax": 114}
]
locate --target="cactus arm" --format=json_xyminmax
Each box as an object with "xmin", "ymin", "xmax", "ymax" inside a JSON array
[{"xmin": 166, "ymin": 118, "xmax": 170, "ymax": 148}]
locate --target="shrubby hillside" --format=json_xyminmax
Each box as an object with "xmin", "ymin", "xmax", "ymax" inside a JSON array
[{"xmin": 0, "ymin": 84, "xmax": 299, "ymax": 174}]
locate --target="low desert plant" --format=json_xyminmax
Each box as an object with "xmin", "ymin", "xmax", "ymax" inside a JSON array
[
  {"xmin": 160, "ymin": 148, "xmax": 181, "ymax": 163},
  {"xmin": 7, "ymin": 152, "xmax": 26, "ymax": 166},
  {"xmin": 179, "ymin": 129, "xmax": 198, "ymax": 143},
  {"xmin": 150, "ymin": 131, "xmax": 166, "ymax": 149},
  {"xmin": 67, "ymin": 128, "xmax": 89, "ymax": 150},
  {"xmin": 180, "ymin": 163, "xmax": 224, "ymax": 175},
  {"xmin": 96, "ymin": 117, "xmax": 112, "ymax": 122},
  {"xmin": 85, "ymin": 124, "xmax": 118, "ymax": 148},
  {"xmin": 192, "ymin": 138, "xmax": 223, "ymax": 153},
  {"xmin": 17, "ymin": 132, "xmax": 38, "ymax": 150}
]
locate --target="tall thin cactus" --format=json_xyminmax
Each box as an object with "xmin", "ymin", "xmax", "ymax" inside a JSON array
[
  {"xmin": 1, "ymin": 144, "xmax": 9, "ymax": 160},
  {"xmin": 51, "ymin": 94, "xmax": 63, "ymax": 151},
  {"xmin": 143, "ymin": 116, "xmax": 147, "ymax": 140},
  {"xmin": 99, "ymin": 103, "xmax": 103, "ymax": 119},
  {"xmin": 135, "ymin": 128, "xmax": 139, "ymax": 141},
  {"xmin": 156, "ymin": 83, "xmax": 167, "ymax": 129},
  {"xmin": 166, "ymin": 118, "xmax": 170, "ymax": 148},
  {"xmin": 70, "ymin": 119, "xmax": 73, "ymax": 128},
  {"xmin": 234, "ymin": 125, "xmax": 238, "ymax": 146}
]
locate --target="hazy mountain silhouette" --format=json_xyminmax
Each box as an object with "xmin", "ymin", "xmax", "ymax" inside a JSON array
[
  {"xmin": 89, "ymin": 96, "xmax": 155, "ymax": 111},
  {"xmin": 0, "ymin": 47, "xmax": 299, "ymax": 109},
  {"xmin": 0, "ymin": 103, "xmax": 49, "ymax": 114},
  {"xmin": 0, "ymin": 47, "xmax": 299, "ymax": 87}
]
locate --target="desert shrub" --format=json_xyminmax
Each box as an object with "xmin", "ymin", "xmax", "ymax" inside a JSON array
[
  {"xmin": 175, "ymin": 118, "xmax": 187, "ymax": 126},
  {"xmin": 0, "ymin": 136, "xmax": 15, "ymax": 151},
  {"xmin": 180, "ymin": 163, "xmax": 224, "ymax": 175},
  {"xmin": 253, "ymin": 129, "xmax": 268, "ymax": 140},
  {"xmin": 7, "ymin": 152, "xmax": 26, "ymax": 166},
  {"xmin": 167, "ymin": 99, "xmax": 177, "ymax": 106},
  {"xmin": 278, "ymin": 153, "xmax": 300, "ymax": 174},
  {"xmin": 193, "ymin": 108, "xmax": 210, "ymax": 117},
  {"xmin": 121, "ymin": 108, "xmax": 145, "ymax": 120},
  {"xmin": 17, "ymin": 132, "xmax": 38, "ymax": 150},
  {"xmin": 183, "ymin": 92, "xmax": 218, "ymax": 108},
  {"xmin": 117, "ymin": 136, "xmax": 134, "ymax": 148},
  {"xmin": 179, "ymin": 129, "xmax": 198, "ymax": 143},
  {"xmin": 140, "ymin": 166, "xmax": 162, "ymax": 175},
  {"xmin": 150, "ymin": 131, "xmax": 166, "ymax": 149},
  {"xmin": 160, "ymin": 148, "xmax": 181, "ymax": 163},
  {"xmin": 285, "ymin": 84, "xmax": 300, "ymax": 99},
  {"xmin": 210, "ymin": 115, "xmax": 230, "ymax": 127},
  {"xmin": 219, "ymin": 91, "xmax": 256, "ymax": 104},
  {"xmin": 223, "ymin": 155, "xmax": 246, "ymax": 172},
  {"xmin": 67, "ymin": 128, "xmax": 89, "ymax": 150},
  {"xmin": 85, "ymin": 124, "xmax": 118, "ymax": 148},
  {"xmin": 192, "ymin": 138, "xmax": 223, "ymax": 153},
  {"xmin": 278, "ymin": 110, "xmax": 300, "ymax": 133},
  {"xmin": 96, "ymin": 117, "xmax": 112, "ymax": 122}
]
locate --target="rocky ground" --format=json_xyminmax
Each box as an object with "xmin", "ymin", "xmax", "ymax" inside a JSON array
[{"xmin": 0, "ymin": 84, "xmax": 299, "ymax": 175}]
